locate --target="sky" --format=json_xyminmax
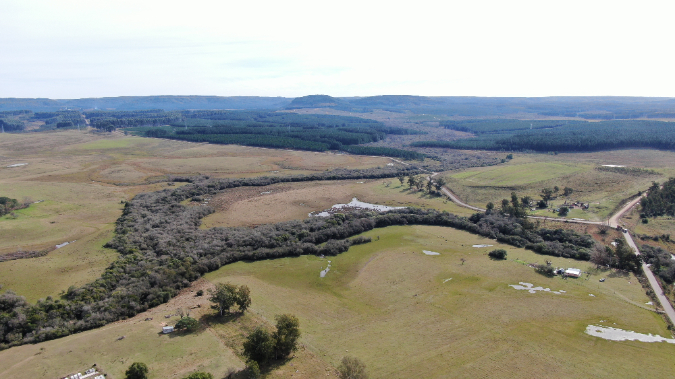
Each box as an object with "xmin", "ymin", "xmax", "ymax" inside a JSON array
[{"xmin": 2, "ymin": 0, "xmax": 674, "ymax": 98}]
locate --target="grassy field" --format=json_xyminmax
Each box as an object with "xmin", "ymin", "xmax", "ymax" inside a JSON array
[
  {"xmin": 205, "ymin": 225, "xmax": 675, "ymax": 379},
  {"xmin": 443, "ymin": 150, "xmax": 675, "ymax": 221},
  {"xmin": 0, "ymin": 130, "xmax": 393, "ymax": 303},
  {"xmin": 0, "ymin": 280, "xmax": 244, "ymax": 379},
  {"xmin": 201, "ymin": 179, "xmax": 475, "ymax": 228}
]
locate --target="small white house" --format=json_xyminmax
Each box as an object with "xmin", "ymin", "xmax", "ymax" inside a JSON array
[
  {"xmin": 565, "ymin": 268, "xmax": 582, "ymax": 278},
  {"xmin": 162, "ymin": 326, "xmax": 174, "ymax": 334}
]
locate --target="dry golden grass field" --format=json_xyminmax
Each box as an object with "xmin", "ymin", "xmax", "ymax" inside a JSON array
[
  {"xmin": 201, "ymin": 179, "xmax": 474, "ymax": 228},
  {"xmin": 0, "ymin": 130, "xmax": 391, "ymax": 302}
]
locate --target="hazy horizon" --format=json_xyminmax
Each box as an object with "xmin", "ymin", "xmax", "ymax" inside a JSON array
[{"xmin": 3, "ymin": 1, "xmax": 674, "ymax": 99}]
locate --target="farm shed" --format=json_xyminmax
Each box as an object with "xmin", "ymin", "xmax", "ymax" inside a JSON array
[
  {"xmin": 564, "ymin": 268, "xmax": 582, "ymax": 278},
  {"xmin": 163, "ymin": 325, "xmax": 174, "ymax": 334}
]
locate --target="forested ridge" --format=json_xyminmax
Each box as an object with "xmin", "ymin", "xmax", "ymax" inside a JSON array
[
  {"xmin": 121, "ymin": 110, "xmax": 426, "ymax": 159},
  {"xmin": 0, "ymin": 168, "xmax": 596, "ymax": 350},
  {"xmin": 413, "ymin": 120, "xmax": 675, "ymax": 152}
]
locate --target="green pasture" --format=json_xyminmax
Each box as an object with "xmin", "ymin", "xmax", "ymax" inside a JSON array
[
  {"xmin": 206, "ymin": 225, "xmax": 674, "ymax": 379},
  {"xmin": 0, "ymin": 302, "xmax": 242, "ymax": 379},
  {"xmin": 444, "ymin": 154, "xmax": 664, "ymax": 221}
]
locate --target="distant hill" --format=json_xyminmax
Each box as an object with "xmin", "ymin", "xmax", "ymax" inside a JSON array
[
  {"xmin": 2, "ymin": 95, "xmax": 675, "ymax": 119},
  {"xmin": 0, "ymin": 96, "xmax": 293, "ymax": 112},
  {"xmin": 286, "ymin": 95, "xmax": 351, "ymax": 109}
]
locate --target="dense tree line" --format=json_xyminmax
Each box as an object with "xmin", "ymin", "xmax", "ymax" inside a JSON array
[
  {"xmin": 439, "ymin": 119, "xmax": 583, "ymax": 134},
  {"xmin": 640, "ymin": 245, "xmax": 675, "ymax": 283},
  {"xmin": 641, "ymin": 178, "xmax": 675, "ymax": 217},
  {"xmin": 0, "ymin": 119, "xmax": 24, "ymax": 132},
  {"xmin": 413, "ymin": 120, "xmax": 675, "ymax": 152},
  {"xmin": 86, "ymin": 110, "xmax": 182, "ymax": 131},
  {"xmin": 0, "ymin": 167, "xmax": 595, "ymax": 350}
]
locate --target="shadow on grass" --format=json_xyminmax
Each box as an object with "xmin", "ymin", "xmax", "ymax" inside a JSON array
[{"xmin": 200, "ymin": 311, "xmax": 245, "ymax": 325}]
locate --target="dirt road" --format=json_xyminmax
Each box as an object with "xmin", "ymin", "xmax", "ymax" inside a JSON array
[{"xmin": 438, "ymin": 181, "xmax": 675, "ymax": 326}]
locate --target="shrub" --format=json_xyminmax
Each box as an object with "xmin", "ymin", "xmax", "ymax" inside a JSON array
[
  {"xmin": 175, "ymin": 316, "xmax": 199, "ymax": 331},
  {"xmin": 243, "ymin": 328, "xmax": 275, "ymax": 364},
  {"xmin": 535, "ymin": 264, "xmax": 555, "ymax": 277},
  {"xmin": 245, "ymin": 360, "xmax": 261, "ymax": 379},
  {"xmin": 125, "ymin": 362, "xmax": 149, "ymax": 379},
  {"xmin": 182, "ymin": 373, "xmax": 213, "ymax": 379},
  {"xmin": 488, "ymin": 249, "xmax": 507, "ymax": 260},
  {"xmin": 338, "ymin": 356, "xmax": 368, "ymax": 379}
]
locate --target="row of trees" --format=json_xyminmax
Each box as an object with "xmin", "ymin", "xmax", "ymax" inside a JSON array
[{"xmin": 413, "ymin": 120, "xmax": 675, "ymax": 153}]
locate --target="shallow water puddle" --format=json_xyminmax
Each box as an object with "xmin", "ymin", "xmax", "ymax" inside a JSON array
[
  {"xmin": 509, "ymin": 282, "xmax": 564, "ymax": 294},
  {"xmin": 320, "ymin": 261, "xmax": 332, "ymax": 278},
  {"xmin": 310, "ymin": 198, "xmax": 405, "ymax": 217},
  {"xmin": 585, "ymin": 325, "xmax": 675, "ymax": 343}
]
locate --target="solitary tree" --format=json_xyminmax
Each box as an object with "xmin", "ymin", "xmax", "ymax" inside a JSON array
[
  {"xmin": 434, "ymin": 177, "xmax": 446, "ymax": 191},
  {"xmin": 563, "ymin": 187, "xmax": 573, "ymax": 196},
  {"xmin": 236, "ymin": 285, "xmax": 251, "ymax": 312},
  {"xmin": 273, "ymin": 314, "xmax": 301, "ymax": 359},
  {"xmin": 243, "ymin": 327, "xmax": 275, "ymax": 364},
  {"xmin": 407, "ymin": 176, "xmax": 417, "ymax": 188},
  {"xmin": 209, "ymin": 283, "xmax": 251, "ymax": 315},
  {"xmin": 125, "ymin": 362, "xmax": 149, "ymax": 379},
  {"xmin": 338, "ymin": 356, "xmax": 368, "ymax": 379},
  {"xmin": 540, "ymin": 188, "xmax": 554, "ymax": 204},
  {"xmin": 397, "ymin": 175, "xmax": 406, "ymax": 186}
]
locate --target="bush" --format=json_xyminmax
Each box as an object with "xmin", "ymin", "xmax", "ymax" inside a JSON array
[
  {"xmin": 196, "ymin": 289, "xmax": 203, "ymax": 296},
  {"xmin": 273, "ymin": 314, "xmax": 301, "ymax": 359},
  {"xmin": 488, "ymin": 249, "xmax": 507, "ymax": 260},
  {"xmin": 535, "ymin": 264, "xmax": 555, "ymax": 277},
  {"xmin": 642, "ymin": 218, "xmax": 649, "ymax": 224},
  {"xmin": 175, "ymin": 316, "xmax": 199, "ymax": 331},
  {"xmin": 125, "ymin": 362, "xmax": 149, "ymax": 379},
  {"xmin": 338, "ymin": 356, "xmax": 368, "ymax": 379},
  {"xmin": 558, "ymin": 206, "xmax": 569, "ymax": 216},
  {"xmin": 245, "ymin": 360, "xmax": 261, "ymax": 379},
  {"xmin": 243, "ymin": 328, "xmax": 275, "ymax": 364}
]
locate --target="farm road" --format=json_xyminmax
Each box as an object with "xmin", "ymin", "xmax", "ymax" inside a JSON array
[{"xmin": 435, "ymin": 177, "xmax": 675, "ymax": 326}]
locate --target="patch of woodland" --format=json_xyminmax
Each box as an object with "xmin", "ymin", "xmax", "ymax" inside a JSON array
[{"xmin": 641, "ymin": 178, "xmax": 675, "ymax": 218}]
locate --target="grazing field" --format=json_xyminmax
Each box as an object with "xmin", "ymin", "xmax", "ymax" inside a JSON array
[
  {"xmin": 0, "ymin": 280, "xmax": 244, "ymax": 379},
  {"xmin": 201, "ymin": 179, "xmax": 474, "ymax": 228},
  {"xmin": 205, "ymin": 225, "xmax": 674, "ymax": 379},
  {"xmin": 0, "ymin": 130, "xmax": 392, "ymax": 302},
  {"xmin": 443, "ymin": 150, "xmax": 675, "ymax": 221}
]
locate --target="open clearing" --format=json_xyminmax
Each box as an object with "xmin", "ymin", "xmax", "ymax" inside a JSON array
[
  {"xmin": 443, "ymin": 150, "xmax": 675, "ymax": 221},
  {"xmin": 201, "ymin": 179, "xmax": 474, "ymax": 228},
  {"xmin": 0, "ymin": 130, "xmax": 392, "ymax": 302},
  {"xmin": 205, "ymin": 225, "xmax": 675, "ymax": 378}
]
